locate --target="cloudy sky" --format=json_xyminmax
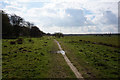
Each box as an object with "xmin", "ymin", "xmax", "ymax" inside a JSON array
[{"xmin": 0, "ymin": 0, "xmax": 119, "ymax": 34}]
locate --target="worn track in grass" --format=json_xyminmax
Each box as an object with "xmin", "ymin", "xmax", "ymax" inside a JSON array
[{"xmin": 54, "ymin": 39, "xmax": 84, "ymax": 79}]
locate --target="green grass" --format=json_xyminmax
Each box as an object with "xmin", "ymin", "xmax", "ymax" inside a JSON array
[
  {"xmin": 2, "ymin": 35, "xmax": 119, "ymax": 78},
  {"xmin": 61, "ymin": 35, "xmax": 119, "ymax": 47},
  {"xmin": 49, "ymin": 40, "xmax": 76, "ymax": 78},
  {"xmin": 56, "ymin": 35, "xmax": 119, "ymax": 78},
  {"xmin": 2, "ymin": 36, "xmax": 75, "ymax": 78}
]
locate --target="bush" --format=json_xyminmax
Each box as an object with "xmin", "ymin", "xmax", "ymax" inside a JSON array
[
  {"xmin": 28, "ymin": 38, "xmax": 34, "ymax": 43},
  {"xmin": 28, "ymin": 39, "xmax": 32, "ymax": 42},
  {"xmin": 53, "ymin": 33, "xmax": 64, "ymax": 38},
  {"xmin": 10, "ymin": 41, "xmax": 16, "ymax": 45},
  {"xmin": 16, "ymin": 38, "xmax": 23, "ymax": 44}
]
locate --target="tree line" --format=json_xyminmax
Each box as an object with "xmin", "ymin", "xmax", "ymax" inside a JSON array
[{"xmin": 2, "ymin": 11, "xmax": 45, "ymax": 39}]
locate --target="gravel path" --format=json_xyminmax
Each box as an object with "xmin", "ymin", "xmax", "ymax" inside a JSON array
[{"xmin": 54, "ymin": 39, "xmax": 84, "ymax": 79}]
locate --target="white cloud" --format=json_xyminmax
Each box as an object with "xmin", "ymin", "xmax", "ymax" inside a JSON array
[
  {"xmin": 2, "ymin": 0, "xmax": 119, "ymax": 2},
  {"xmin": 42, "ymin": 26, "xmax": 87, "ymax": 34},
  {"xmin": 1, "ymin": 0, "xmax": 119, "ymax": 33},
  {"xmin": 101, "ymin": 25, "xmax": 118, "ymax": 33}
]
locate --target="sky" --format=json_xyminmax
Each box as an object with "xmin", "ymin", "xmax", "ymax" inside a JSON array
[{"xmin": 0, "ymin": 0, "xmax": 119, "ymax": 34}]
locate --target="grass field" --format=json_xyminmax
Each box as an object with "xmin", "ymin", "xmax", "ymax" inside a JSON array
[
  {"xmin": 2, "ymin": 35, "xmax": 120, "ymax": 79},
  {"xmin": 56, "ymin": 35, "xmax": 119, "ymax": 78},
  {"xmin": 2, "ymin": 36, "xmax": 75, "ymax": 78},
  {"xmin": 61, "ymin": 35, "xmax": 119, "ymax": 47}
]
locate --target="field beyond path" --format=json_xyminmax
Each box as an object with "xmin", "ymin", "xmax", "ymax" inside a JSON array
[
  {"xmin": 54, "ymin": 39, "xmax": 84, "ymax": 79},
  {"xmin": 56, "ymin": 35, "xmax": 119, "ymax": 78}
]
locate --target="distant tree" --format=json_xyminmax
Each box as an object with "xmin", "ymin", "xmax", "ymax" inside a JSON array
[
  {"xmin": 46, "ymin": 33, "xmax": 51, "ymax": 36},
  {"xmin": 30, "ymin": 26, "xmax": 43, "ymax": 37},
  {"xmin": 2, "ymin": 11, "xmax": 45, "ymax": 38},
  {"xmin": 2, "ymin": 11, "xmax": 13, "ymax": 38},
  {"xmin": 9, "ymin": 14, "xmax": 25, "ymax": 38},
  {"xmin": 10, "ymin": 14, "xmax": 24, "ymax": 26},
  {"xmin": 20, "ymin": 26, "xmax": 30, "ymax": 37},
  {"xmin": 109, "ymin": 33, "xmax": 111, "ymax": 37},
  {"xmin": 53, "ymin": 32, "xmax": 64, "ymax": 38},
  {"xmin": 26, "ymin": 21, "xmax": 31, "ymax": 28}
]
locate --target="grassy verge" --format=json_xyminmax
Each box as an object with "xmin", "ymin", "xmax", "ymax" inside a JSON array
[
  {"xmin": 56, "ymin": 35, "xmax": 119, "ymax": 78},
  {"xmin": 2, "ymin": 36, "xmax": 76, "ymax": 78}
]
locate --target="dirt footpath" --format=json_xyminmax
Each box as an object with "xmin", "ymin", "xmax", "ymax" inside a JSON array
[{"xmin": 54, "ymin": 39, "xmax": 84, "ymax": 79}]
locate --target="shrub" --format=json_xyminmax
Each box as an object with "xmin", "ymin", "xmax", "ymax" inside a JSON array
[
  {"xmin": 28, "ymin": 39, "xmax": 32, "ymax": 42},
  {"xmin": 28, "ymin": 38, "xmax": 34, "ymax": 43},
  {"xmin": 53, "ymin": 33, "xmax": 64, "ymax": 38},
  {"xmin": 16, "ymin": 38, "xmax": 23, "ymax": 44},
  {"xmin": 10, "ymin": 41, "xmax": 16, "ymax": 45}
]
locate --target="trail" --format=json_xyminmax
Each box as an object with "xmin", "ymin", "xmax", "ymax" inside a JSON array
[{"xmin": 54, "ymin": 39, "xmax": 84, "ymax": 79}]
